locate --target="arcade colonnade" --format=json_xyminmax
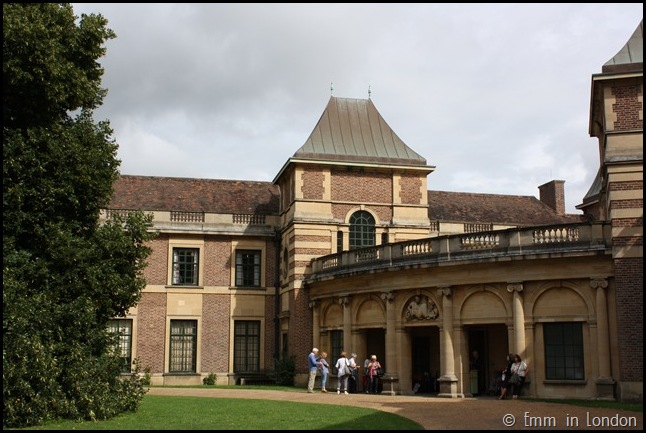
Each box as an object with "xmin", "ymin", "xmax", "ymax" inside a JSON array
[{"xmin": 308, "ymin": 277, "xmax": 615, "ymax": 399}]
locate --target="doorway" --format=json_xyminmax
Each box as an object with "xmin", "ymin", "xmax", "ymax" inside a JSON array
[
  {"xmin": 467, "ymin": 324, "xmax": 508, "ymax": 396},
  {"xmin": 410, "ymin": 327, "xmax": 440, "ymax": 393}
]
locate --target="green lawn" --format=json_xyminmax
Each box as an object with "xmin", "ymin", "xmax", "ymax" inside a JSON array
[
  {"xmin": 13, "ymin": 385, "xmax": 642, "ymax": 430},
  {"xmin": 16, "ymin": 393, "xmax": 423, "ymax": 430}
]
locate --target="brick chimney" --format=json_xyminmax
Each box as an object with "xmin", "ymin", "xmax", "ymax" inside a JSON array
[{"xmin": 538, "ymin": 180, "xmax": 566, "ymax": 215}]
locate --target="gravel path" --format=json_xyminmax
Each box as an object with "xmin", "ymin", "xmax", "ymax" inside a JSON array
[{"xmin": 147, "ymin": 387, "xmax": 642, "ymax": 430}]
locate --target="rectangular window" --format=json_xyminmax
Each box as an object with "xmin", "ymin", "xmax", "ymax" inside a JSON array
[
  {"xmin": 169, "ymin": 320, "xmax": 197, "ymax": 373},
  {"xmin": 108, "ymin": 319, "xmax": 132, "ymax": 373},
  {"xmin": 281, "ymin": 332, "xmax": 288, "ymax": 359},
  {"xmin": 234, "ymin": 321, "xmax": 260, "ymax": 372},
  {"xmin": 172, "ymin": 248, "xmax": 199, "ymax": 286},
  {"xmin": 544, "ymin": 322, "xmax": 584, "ymax": 380},
  {"xmin": 235, "ymin": 250, "xmax": 261, "ymax": 287},
  {"xmin": 337, "ymin": 231, "xmax": 343, "ymax": 253},
  {"xmin": 330, "ymin": 330, "xmax": 343, "ymax": 374},
  {"xmin": 381, "ymin": 232, "xmax": 389, "ymax": 245}
]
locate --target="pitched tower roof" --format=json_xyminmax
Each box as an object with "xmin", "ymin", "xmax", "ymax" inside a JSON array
[
  {"xmin": 293, "ymin": 96, "xmax": 427, "ymax": 166},
  {"xmin": 602, "ymin": 19, "xmax": 643, "ymax": 73}
]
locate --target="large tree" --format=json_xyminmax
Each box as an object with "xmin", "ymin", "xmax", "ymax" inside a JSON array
[{"xmin": 3, "ymin": 4, "xmax": 154, "ymax": 428}]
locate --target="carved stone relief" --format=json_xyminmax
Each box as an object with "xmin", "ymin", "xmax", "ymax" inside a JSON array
[{"xmin": 405, "ymin": 295, "xmax": 439, "ymax": 321}]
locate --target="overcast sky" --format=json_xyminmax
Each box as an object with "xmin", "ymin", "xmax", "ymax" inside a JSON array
[{"xmin": 72, "ymin": 4, "xmax": 642, "ymax": 213}]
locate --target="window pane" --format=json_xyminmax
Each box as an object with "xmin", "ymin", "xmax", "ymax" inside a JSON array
[
  {"xmin": 234, "ymin": 321, "xmax": 260, "ymax": 372},
  {"xmin": 108, "ymin": 319, "xmax": 132, "ymax": 373},
  {"xmin": 235, "ymin": 250, "xmax": 261, "ymax": 287},
  {"xmin": 169, "ymin": 320, "xmax": 197, "ymax": 373},
  {"xmin": 172, "ymin": 248, "xmax": 199, "ymax": 286},
  {"xmin": 330, "ymin": 330, "xmax": 343, "ymax": 374},
  {"xmin": 544, "ymin": 322, "xmax": 584, "ymax": 380},
  {"xmin": 381, "ymin": 232, "xmax": 389, "ymax": 245},
  {"xmin": 349, "ymin": 211, "xmax": 375, "ymax": 250}
]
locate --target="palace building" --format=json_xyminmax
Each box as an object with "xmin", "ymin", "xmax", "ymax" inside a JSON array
[{"xmin": 103, "ymin": 20, "xmax": 642, "ymax": 401}]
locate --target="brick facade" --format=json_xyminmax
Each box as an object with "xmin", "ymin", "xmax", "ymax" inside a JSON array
[
  {"xmin": 136, "ymin": 293, "xmax": 167, "ymax": 372},
  {"xmin": 301, "ymin": 169, "xmax": 325, "ymax": 200},
  {"xmin": 203, "ymin": 239, "xmax": 232, "ymax": 286},
  {"xmin": 201, "ymin": 294, "xmax": 232, "ymax": 372},
  {"xmin": 331, "ymin": 171, "xmax": 392, "ymax": 203},
  {"xmin": 399, "ymin": 173, "xmax": 423, "ymax": 205},
  {"xmin": 614, "ymin": 258, "xmax": 644, "ymax": 382},
  {"xmin": 611, "ymin": 82, "xmax": 644, "ymax": 131}
]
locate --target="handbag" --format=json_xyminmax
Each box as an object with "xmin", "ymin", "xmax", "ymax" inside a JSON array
[
  {"xmin": 344, "ymin": 360, "xmax": 353, "ymax": 377},
  {"xmin": 509, "ymin": 373, "xmax": 520, "ymax": 385},
  {"xmin": 374, "ymin": 367, "xmax": 382, "ymax": 377}
]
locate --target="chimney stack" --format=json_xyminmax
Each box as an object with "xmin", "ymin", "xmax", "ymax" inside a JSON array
[{"xmin": 538, "ymin": 180, "xmax": 566, "ymax": 215}]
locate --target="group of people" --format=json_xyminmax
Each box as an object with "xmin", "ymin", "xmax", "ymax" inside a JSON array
[
  {"xmin": 499, "ymin": 353, "xmax": 528, "ymax": 400},
  {"xmin": 309, "ymin": 348, "xmax": 528, "ymax": 398},
  {"xmin": 307, "ymin": 348, "xmax": 383, "ymax": 394}
]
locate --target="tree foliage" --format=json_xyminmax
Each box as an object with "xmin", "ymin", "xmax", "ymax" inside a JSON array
[{"xmin": 3, "ymin": 4, "xmax": 155, "ymax": 428}]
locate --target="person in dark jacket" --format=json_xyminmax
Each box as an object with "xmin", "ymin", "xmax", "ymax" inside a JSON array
[{"xmin": 499, "ymin": 353, "xmax": 515, "ymax": 400}]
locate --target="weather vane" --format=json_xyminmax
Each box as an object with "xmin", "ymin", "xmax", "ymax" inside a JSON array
[
  {"xmin": 330, "ymin": 82, "xmax": 334, "ymax": 96},
  {"xmin": 368, "ymin": 85, "xmax": 371, "ymax": 99}
]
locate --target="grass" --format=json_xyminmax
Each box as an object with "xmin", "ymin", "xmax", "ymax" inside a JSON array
[
  {"xmin": 15, "ymin": 389, "xmax": 423, "ymax": 430},
  {"xmin": 12, "ymin": 385, "xmax": 642, "ymax": 430}
]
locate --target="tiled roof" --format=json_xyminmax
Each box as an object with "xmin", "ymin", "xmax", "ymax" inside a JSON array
[
  {"xmin": 294, "ymin": 96, "xmax": 427, "ymax": 166},
  {"xmin": 108, "ymin": 176, "xmax": 585, "ymax": 226},
  {"xmin": 109, "ymin": 175, "xmax": 280, "ymax": 215},
  {"xmin": 428, "ymin": 190, "xmax": 585, "ymax": 226}
]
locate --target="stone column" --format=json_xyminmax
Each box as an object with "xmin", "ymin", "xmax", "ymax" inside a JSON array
[
  {"xmin": 457, "ymin": 326, "xmax": 471, "ymax": 397},
  {"xmin": 591, "ymin": 278, "xmax": 615, "ymax": 398},
  {"xmin": 380, "ymin": 291, "xmax": 399, "ymax": 395},
  {"xmin": 339, "ymin": 296, "xmax": 352, "ymax": 350},
  {"xmin": 507, "ymin": 283, "xmax": 526, "ymax": 357},
  {"xmin": 309, "ymin": 300, "xmax": 320, "ymax": 350},
  {"xmin": 398, "ymin": 328, "xmax": 412, "ymax": 395},
  {"xmin": 437, "ymin": 286, "xmax": 458, "ymax": 397}
]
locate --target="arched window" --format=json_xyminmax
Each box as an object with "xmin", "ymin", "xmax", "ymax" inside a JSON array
[{"xmin": 349, "ymin": 211, "xmax": 375, "ymax": 250}]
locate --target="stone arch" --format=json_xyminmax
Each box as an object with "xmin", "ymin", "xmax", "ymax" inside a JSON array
[
  {"xmin": 355, "ymin": 294, "xmax": 386, "ymax": 328},
  {"xmin": 344, "ymin": 206, "xmax": 381, "ymax": 225},
  {"xmin": 460, "ymin": 285, "xmax": 508, "ymax": 323},
  {"xmin": 532, "ymin": 283, "xmax": 591, "ymax": 319},
  {"xmin": 321, "ymin": 299, "xmax": 343, "ymax": 328}
]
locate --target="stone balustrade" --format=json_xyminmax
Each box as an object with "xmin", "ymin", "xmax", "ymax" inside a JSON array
[{"xmin": 310, "ymin": 222, "xmax": 611, "ymax": 276}]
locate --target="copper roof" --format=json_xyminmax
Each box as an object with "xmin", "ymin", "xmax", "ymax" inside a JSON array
[
  {"xmin": 109, "ymin": 175, "xmax": 279, "ymax": 214},
  {"xmin": 294, "ymin": 96, "xmax": 427, "ymax": 166},
  {"xmin": 602, "ymin": 19, "xmax": 643, "ymax": 73},
  {"xmin": 428, "ymin": 190, "xmax": 584, "ymax": 226}
]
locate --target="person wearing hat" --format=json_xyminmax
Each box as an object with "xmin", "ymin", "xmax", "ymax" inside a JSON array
[{"xmin": 307, "ymin": 348, "xmax": 319, "ymax": 393}]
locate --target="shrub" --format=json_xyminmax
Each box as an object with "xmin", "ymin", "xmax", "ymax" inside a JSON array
[
  {"xmin": 273, "ymin": 356, "xmax": 296, "ymax": 386},
  {"xmin": 202, "ymin": 372, "xmax": 217, "ymax": 386},
  {"xmin": 142, "ymin": 365, "xmax": 152, "ymax": 386}
]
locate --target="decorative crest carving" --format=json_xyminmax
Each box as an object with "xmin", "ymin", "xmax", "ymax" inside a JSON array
[{"xmin": 405, "ymin": 295, "xmax": 439, "ymax": 320}]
